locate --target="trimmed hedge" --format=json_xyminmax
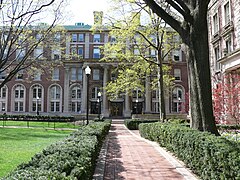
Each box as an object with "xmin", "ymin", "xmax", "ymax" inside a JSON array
[
  {"xmin": 3, "ymin": 121, "xmax": 111, "ymax": 180},
  {"xmin": 124, "ymin": 119, "xmax": 159, "ymax": 130},
  {"xmin": 139, "ymin": 122, "xmax": 240, "ymax": 180}
]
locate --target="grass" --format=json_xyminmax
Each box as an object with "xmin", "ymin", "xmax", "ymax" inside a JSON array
[
  {"xmin": 1, "ymin": 120, "xmax": 80, "ymax": 129},
  {"xmin": 0, "ymin": 128, "xmax": 73, "ymax": 177}
]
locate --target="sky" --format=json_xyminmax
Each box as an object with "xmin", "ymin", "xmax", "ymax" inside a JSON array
[{"xmin": 64, "ymin": 0, "xmax": 110, "ymax": 25}]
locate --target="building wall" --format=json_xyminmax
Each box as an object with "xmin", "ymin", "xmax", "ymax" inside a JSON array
[{"xmin": 0, "ymin": 17, "xmax": 189, "ymax": 118}]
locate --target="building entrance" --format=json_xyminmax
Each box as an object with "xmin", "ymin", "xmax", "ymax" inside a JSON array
[{"xmin": 110, "ymin": 102, "xmax": 123, "ymax": 117}]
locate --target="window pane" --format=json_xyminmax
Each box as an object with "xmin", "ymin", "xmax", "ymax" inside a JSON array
[{"xmin": 72, "ymin": 34, "xmax": 77, "ymax": 42}]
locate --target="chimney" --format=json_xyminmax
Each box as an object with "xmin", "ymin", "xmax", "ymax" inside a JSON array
[{"xmin": 93, "ymin": 11, "xmax": 103, "ymax": 25}]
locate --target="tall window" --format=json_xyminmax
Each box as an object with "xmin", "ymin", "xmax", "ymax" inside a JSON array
[
  {"xmin": 72, "ymin": 34, "xmax": 77, "ymax": 42},
  {"xmin": 225, "ymin": 36, "xmax": 232, "ymax": 54},
  {"xmin": 0, "ymin": 86, "xmax": 7, "ymax": 112},
  {"xmin": 16, "ymin": 49, "xmax": 25, "ymax": 60},
  {"xmin": 32, "ymin": 85, "xmax": 42, "ymax": 112},
  {"xmin": 52, "ymin": 68, "xmax": 59, "ymax": 80},
  {"xmin": 214, "ymin": 46, "xmax": 221, "ymax": 70},
  {"xmin": 50, "ymin": 85, "xmax": 61, "ymax": 112},
  {"xmin": 78, "ymin": 34, "xmax": 84, "ymax": 42},
  {"xmin": 93, "ymin": 47, "xmax": 100, "ymax": 58},
  {"xmin": 93, "ymin": 34, "xmax": 101, "ymax": 42},
  {"xmin": 213, "ymin": 13, "xmax": 219, "ymax": 34},
  {"xmin": 172, "ymin": 87, "xmax": 184, "ymax": 113},
  {"xmin": 93, "ymin": 69, "xmax": 100, "ymax": 80},
  {"xmin": 34, "ymin": 47, "xmax": 43, "ymax": 58},
  {"xmin": 71, "ymin": 86, "xmax": 81, "ymax": 112},
  {"xmin": 224, "ymin": 2, "xmax": 230, "ymax": 25},
  {"xmin": 71, "ymin": 68, "xmax": 82, "ymax": 81},
  {"xmin": 92, "ymin": 87, "xmax": 101, "ymax": 99},
  {"xmin": 14, "ymin": 85, "xmax": 25, "ymax": 112},
  {"xmin": 78, "ymin": 47, "xmax": 84, "ymax": 57},
  {"xmin": 174, "ymin": 69, "xmax": 181, "ymax": 81}
]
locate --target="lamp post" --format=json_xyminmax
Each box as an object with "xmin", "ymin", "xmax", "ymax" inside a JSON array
[
  {"xmin": 97, "ymin": 92, "xmax": 102, "ymax": 121},
  {"xmin": 36, "ymin": 96, "xmax": 40, "ymax": 115},
  {"xmin": 85, "ymin": 66, "xmax": 91, "ymax": 125},
  {"xmin": 136, "ymin": 99, "xmax": 138, "ymax": 118},
  {"xmin": 178, "ymin": 97, "xmax": 181, "ymax": 113}
]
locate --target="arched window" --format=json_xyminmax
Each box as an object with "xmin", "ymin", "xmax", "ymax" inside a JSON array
[
  {"xmin": 31, "ymin": 85, "xmax": 43, "ymax": 113},
  {"xmin": 14, "ymin": 84, "xmax": 25, "ymax": 112},
  {"xmin": 71, "ymin": 86, "xmax": 81, "ymax": 112},
  {"xmin": 172, "ymin": 86, "xmax": 184, "ymax": 113},
  {"xmin": 49, "ymin": 85, "xmax": 61, "ymax": 112},
  {"xmin": 0, "ymin": 86, "xmax": 7, "ymax": 111}
]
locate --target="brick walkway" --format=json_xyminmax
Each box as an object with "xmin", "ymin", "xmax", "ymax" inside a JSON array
[{"xmin": 94, "ymin": 120, "xmax": 198, "ymax": 180}]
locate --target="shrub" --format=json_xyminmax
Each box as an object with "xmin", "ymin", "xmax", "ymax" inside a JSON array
[
  {"xmin": 139, "ymin": 122, "xmax": 240, "ymax": 180},
  {"xmin": 3, "ymin": 121, "xmax": 111, "ymax": 180},
  {"xmin": 124, "ymin": 119, "xmax": 158, "ymax": 130}
]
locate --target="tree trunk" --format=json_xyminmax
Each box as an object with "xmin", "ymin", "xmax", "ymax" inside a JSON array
[
  {"xmin": 184, "ymin": 14, "xmax": 220, "ymax": 136},
  {"xmin": 157, "ymin": 52, "xmax": 166, "ymax": 121}
]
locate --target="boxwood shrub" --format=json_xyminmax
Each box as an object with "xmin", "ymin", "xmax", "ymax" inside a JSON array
[
  {"xmin": 124, "ymin": 119, "xmax": 159, "ymax": 130},
  {"xmin": 3, "ymin": 121, "xmax": 111, "ymax": 180},
  {"xmin": 139, "ymin": 122, "xmax": 240, "ymax": 180}
]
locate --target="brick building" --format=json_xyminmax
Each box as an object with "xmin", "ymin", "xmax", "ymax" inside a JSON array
[{"xmin": 0, "ymin": 12, "xmax": 189, "ymax": 118}]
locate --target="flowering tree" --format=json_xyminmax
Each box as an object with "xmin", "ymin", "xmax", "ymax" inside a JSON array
[{"xmin": 212, "ymin": 73, "xmax": 240, "ymax": 125}]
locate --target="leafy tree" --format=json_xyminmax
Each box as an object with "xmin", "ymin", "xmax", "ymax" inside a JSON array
[
  {"xmin": 100, "ymin": 0, "xmax": 178, "ymax": 120},
  {"xmin": 0, "ymin": 0, "xmax": 66, "ymax": 89},
  {"xmin": 142, "ymin": 0, "xmax": 219, "ymax": 135}
]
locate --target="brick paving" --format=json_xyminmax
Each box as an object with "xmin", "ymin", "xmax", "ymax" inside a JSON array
[{"xmin": 94, "ymin": 119, "xmax": 198, "ymax": 180}]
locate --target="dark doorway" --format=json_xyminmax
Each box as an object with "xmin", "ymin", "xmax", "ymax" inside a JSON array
[
  {"xmin": 110, "ymin": 102, "xmax": 123, "ymax": 117},
  {"xmin": 90, "ymin": 102, "xmax": 100, "ymax": 114},
  {"xmin": 132, "ymin": 102, "xmax": 143, "ymax": 114}
]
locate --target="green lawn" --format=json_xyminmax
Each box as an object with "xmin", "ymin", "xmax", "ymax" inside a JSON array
[{"xmin": 0, "ymin": 128, "xmax": 73, "ymax": 177}]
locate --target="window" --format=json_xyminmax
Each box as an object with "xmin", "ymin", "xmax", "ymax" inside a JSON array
[
  {"xmin": 225, "ymin": 37, "xmax": 232, "ymax": 54},
  {"xmin": 93, "ymin": 34, "xmax": 101, "ymax": 42},
  {"xmin": 93, "ymin": 47, "xmax": 100, "ymax": 58},
  {"xmin": 78, "ymin": 47, "xmax": 83, "ymax": 57},
  {"xmin": 172, "ymin": 87, "xmax": 184, "ymax": 113},
  {"xmin": 34, "ymin": 47, "xmax": 43, "ymax": 58},
  {"xmin": 224, "ymin": 2, "xmax": 230, "ymax": 25},
  {"xmin": 0, "ymin": 87, "xmax": 6, "ymax": 99},
  {"xmin": 213, "ymin": 13, "xmax": 219, "ymax": 34},
  {"xmin": 150, "ymin": 49, "xmax": 156, "ymax": 57},
  {"xmin": 133, "ymin": 89, "xmax": 142, "ymax": 98},
  {"xmin": 14, "ymin": 85, "xmax": 24, "ymax": 112},
  {"xmin": 77, "ymin": 68, "xmax": 82, "ymax": 80},
  {"xmin": 110, "ymin": 36, "xmax": 116, "ymax": 43},
  {"xmin": 36, "ymin": 34, "xmax": 42, "ymax": 41},
  {"xmin": 54, "ymin": 33, "xmax": 61, "ymax": 42},
  {"xmin": 72, "ymin": 34, "xmax": 77, "ymax": 42},
  {"xmin": 16, "ymin": 70, "xmax": 24, "ymax": 80},
  {"xmin": 16, "ymin": 49, "xmax": 25, "ymax": 60},
  {"xmin": 52, "ymin": 68, "xmax": 59, "ymax": 80},
  {"xmin": 92, "ymin": 87, "xmax": 101, "ymax": 99},
  {"xmin": 71, "ymin": 68, "xmax": 77, "ymax": 80},
  {"xmin": 49, "ymin": 85, "xmax": 61, "ymax": 112},
  {"xmin": 172, "ymin": 49, "xmax": 181, "ymax": 61},
  {"xmin": 71, "ymin": 47, "xmax": 77, "ymax": 55},
  {"xmin": 52, "ymin": 49, "xmax": 60, "ymax": 60},
  {"xmin": 0, "ymin": 71, "xmax": 6, "ymax": 80},
  {"xmin": 32, "ymin": 85, "xmax": 42, "ymax": 112},
  {"xmin": 71, "ymin": 86, "xmax": 81, "ymax": 112},
  {"xmin": 174, "ymin": 69, "xmax": 181, "ymax": 81},
  {"xmin": 214, "ymin": 46, "xmax": 221, "ymax": 70},
  {"xmin": 34, "ymin": 72, "xmax": 41, "ymax": 81},
  {"xmin": 93, "ymin": 69, "xmax": 100, "ymax": 80},
  {"xmin": 78, "ymin": 34, "xmax": 84, "ymax": 42}
]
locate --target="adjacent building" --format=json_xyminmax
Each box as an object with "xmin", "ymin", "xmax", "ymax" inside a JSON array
[
  {"xmin": 208, "ymin": 0, "xmax": 240, "ymax": 123},
  {"xmin": 0, "ymin": 12, "xmax": 189, "ymax": 119}
]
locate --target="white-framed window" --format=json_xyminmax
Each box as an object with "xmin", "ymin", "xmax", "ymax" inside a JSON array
[
  {"xmin": 16, "ymin": 49, "xmax": 25, "ymax": 60},
  {"xmin": 214, "ymin": 46, "xmax": 221, "ymax": 70},
  {"xmin": 93, "ymin": 34, "xmax": 101, "ymax": 42},
  {"xmin": 172, "ymin": 49, "xmax": 181, "ymax": 61},
  {"xmin": 213, "ymin": 13, "xmax": 219, "ymax": 35},
  {"xmin": 52, "ymin": 68, "xmax": 59, "ymax": 80},
  {"xmin": 52, "ymin": 49, "xmax": 61, "ymax": 60},
  {"xmin": 224, "ymin": 1, "xmax": 230, "ymax": 25},
  {"xmin": 72, "ymin": 34, "xmax": 77, "ymax": 42},
  {"xmin": 49, "ymin": 85, "xmax": 61, "ymax": 112},
  {"xmin": 78, "ymin": 46, "xmax": 83, "ymax": 57},
  {"xmin": 71, "ymin": 86, "xmax": 81, "ymax": 112},
  {"xmin": 93, "ymin": 69, "xmax": 100, "ymax": 80},
  {"xmin": 172, "ymin": 86, "xmax": 184, "ymax": 113},
  {"xmin": 34, "ymin": 47, "xmax": 43, "ymax": 58},
  {"xmin": 71, "ymin": 68, "xmax": 77, "ymax": 80},
  {"xmin": 93, "ymin": 47, "xmax": 100, "ymax": 58},
  {"xmin": 77, "ymin": 68, "xmax": 82, "ymax": 80},
  {"xmin": 32, "ymin": 85, "xmax": 42, "ymax": 112},
  {"xmin": 16, "ymin": 70, "xmax": 24, "ymax": 80},
  {"xmin": 92, "ymin": 87, "xmax": 101, "ymax": 99},
  {"xmin": 0, "ymin": 86, "xmax": 7, "ymax": 112},
  {"xmin": 174, "ymin": 69, "xmax": 181, "ymax": 81},
  {"xmin": 14, "ymin": 85, "xmax": 25, "ymax": 112},
  {"xmin": 78, "ymin": 34, "xmax": 84, "ymax": 42}
]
